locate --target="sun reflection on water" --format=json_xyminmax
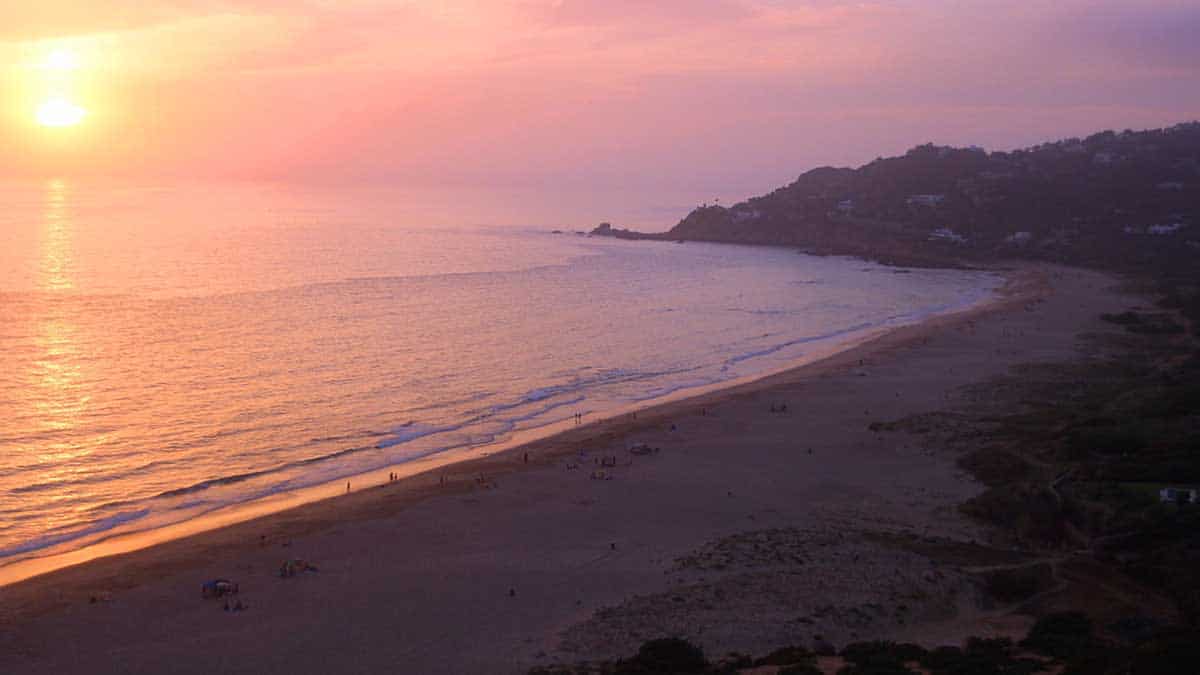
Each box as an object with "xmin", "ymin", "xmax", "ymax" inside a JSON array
[
  {"xmin": 39, "ymin": 179, "xmax": 76, "ymax": 292},
  {"xmin": 31, "ymin": 317, "xmax": 88, "ymax": 436},
  {"xmin": 30, "ymin": 179, "xmax": 91, "ymax": 445}
]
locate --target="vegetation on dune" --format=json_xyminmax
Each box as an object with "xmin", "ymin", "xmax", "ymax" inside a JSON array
[
  {"xmin": 535, "ymin": 316, "xmax": 1200, "ymax": 674},
  {"xmin": 533, "ymin": 619, "xmax": 1200, "ymax": 674},
  {"xmin": 562, "ymin": 122, "xmax": 1200, "ymax": 675}
]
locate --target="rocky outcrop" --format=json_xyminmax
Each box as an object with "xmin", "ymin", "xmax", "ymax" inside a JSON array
[{"xmin": 591, "ymin": 122, "xmax": 1200, "ymax": 273}]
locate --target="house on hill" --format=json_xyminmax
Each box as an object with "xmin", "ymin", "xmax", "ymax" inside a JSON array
[
  {"xmin": 928, "ymin": 227, "xmax": 967, "ymax": 244},
  {"xmin": 906, "ymin": 194, "xmax": 945, "ymax": 207},
  {"xmin": 1148, "ymin": 223, "xmax": 1186, "ymax": 235},
  {"xmin": 1159, "ymin": 487, "xmax": 1198, "ymax": 504},
  {"xmin": 1005, "ymin": 231, "xmax": 1033, "ymax": 246}
]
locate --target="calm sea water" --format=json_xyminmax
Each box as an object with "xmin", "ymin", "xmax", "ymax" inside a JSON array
[{"xmin": 0, "ymin": 180, "xmax": 1000, "ymax": 566}]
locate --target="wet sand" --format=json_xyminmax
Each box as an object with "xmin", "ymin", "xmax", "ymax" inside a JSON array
[{"xmin": 0, "ymin": 263, "xmax": 1134, "ymax": 674}]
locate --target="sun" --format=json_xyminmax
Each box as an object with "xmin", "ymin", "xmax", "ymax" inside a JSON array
[
  {"xmin": 36, "ymin": 99, "xmax": 87, "ymax": 127},
  {"xmin": 44, "ymin": 49, "xmax": 80, "ymax": 71}
]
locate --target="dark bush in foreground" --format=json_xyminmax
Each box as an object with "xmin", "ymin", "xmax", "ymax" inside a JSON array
[
  {"xmin": 777, "ymin": 662, "xmax": 822, "ymax": 675},
  {"xmin": 530, "ymin": 625, "xmax": 1200, "ymax": 675},
  {"xmin": 837, "ymin": 641, "xmax": 925, "ymax": 674},
  {"xmin": 1145, "ymin": 381, "xmax": 1200, "ymax": 419},
  {"xmin": 919, "ymin": 638, "xmax": 1044, "ymax": 675},
  {"xmin": 836, "ymin": 662, "xmax": 914, "ymax": 675},
  {"xmin": 623, "ymin": 638, "xmax": 707, "ymax": 673},
  {"xmin": 841, "ymin": 641, "xmax": 926, "ymax": 664},
  {"xmin": 1130, "ymin": 629, "xmax": 1200, "ymax": 675},
  {"xmin": 1059, "ymin": 646, "xmax": 1131, "ymax": 675},
  {"xmin": 1020, "ymin": 612, "xmax": 1094, "ymax": 659},
  {"xmin": 754, "ymin": 645, "xmax": 815, "ymax": 666}
]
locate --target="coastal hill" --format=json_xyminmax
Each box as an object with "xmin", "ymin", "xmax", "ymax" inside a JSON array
[{"xmin": 595, "ymin": 122, "xmax": 1200, "ymax": 271}]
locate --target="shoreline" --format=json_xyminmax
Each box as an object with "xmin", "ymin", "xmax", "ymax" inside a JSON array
[
  {"xmin": 0, "ymin": 268, "xmax": 1006, "ymax": 589},
  {"xmin": 584, "ymin": 228, "xmax": 987, "ymax": 270},
  {"xmin": 4, "ymin": 260, "xmax": 1129, "ymax": 675}
]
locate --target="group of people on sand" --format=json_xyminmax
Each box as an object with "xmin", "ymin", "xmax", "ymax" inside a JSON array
[
  {"xmin": 769, "ymin": 402, "xmax": 789, "ymax": 413},
  {"xmin": 202, "ymin": 579, "xmax": 247, "ymax": 612}
]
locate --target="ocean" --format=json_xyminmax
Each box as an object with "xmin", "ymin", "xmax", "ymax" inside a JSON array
[{"xmin": 0, "ymin": 179, "xmax": 1001, "ymax": 573}]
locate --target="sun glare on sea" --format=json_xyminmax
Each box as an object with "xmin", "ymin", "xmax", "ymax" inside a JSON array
[{"xmin": 36, "ymin": 99, "xmax": 87, "ymax": 127}]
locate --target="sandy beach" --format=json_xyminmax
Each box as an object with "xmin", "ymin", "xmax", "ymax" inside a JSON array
[{"xmin": 0, "ymin": 263, "xmax": 1137, "ymax": 674}]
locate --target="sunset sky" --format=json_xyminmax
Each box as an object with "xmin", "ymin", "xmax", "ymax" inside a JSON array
[{"xmin": 2, "ymin": 1, "xmax": 1198, "ymax": 195}]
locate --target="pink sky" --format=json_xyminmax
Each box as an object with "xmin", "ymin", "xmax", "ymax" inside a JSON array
[{"xmin": 2, "ymin": 1, "xmax": 1198, "ymax": 197}]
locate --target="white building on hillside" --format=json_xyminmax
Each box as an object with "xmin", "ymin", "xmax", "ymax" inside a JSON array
[
  {"xmin": 1160, "ymin": 487, "xmax": 1198, "ymax": 504},
  {"xmin": 1148, "ymin": 223, "xmax": 1186, "ymax": 235},
  {"xmin": 928, "ymin": 228, "xmax": 967, "ymax": 244},
  {"xmin": 907, "ymin": 194, "xmax": 945, "ymax": 207}
]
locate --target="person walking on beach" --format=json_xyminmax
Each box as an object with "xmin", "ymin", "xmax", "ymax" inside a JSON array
[{"xmin": 346, "ymin": 481, "xmax": 350, "ymax": 493}]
